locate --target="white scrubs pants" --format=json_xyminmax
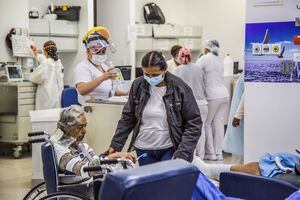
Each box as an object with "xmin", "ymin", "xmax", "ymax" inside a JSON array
[
  {"xmin": 205, "ymin": 97, "xmax": 229, "ymax": 156},
  {"xmin": 195, "ymin": 103, "xmax": 208, "ymax": 159}
]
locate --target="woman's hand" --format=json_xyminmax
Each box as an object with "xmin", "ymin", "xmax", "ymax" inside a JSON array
[
  {"xmin": 232, "ymin": 117, "xmax": 241, "ymax": 127},
  {"xmin": 30, "ymin": 45, "xmax": 38, "ymax": 57},
  {"xmin": 102, "ymin": 70, "xmax": 117, "ymax": 81},
  {"xmin": 106, "ymin": 147, "xmax": 117, "ymax": 154},
  {"xmin": 107, "ymin": 152, "xmax": 136, "ymax": 163},
  {"xmin": 115, "ymin": 88, "xmax": 129, "ymax": 96},
  {"xmin": 101, "ymin": 147, "xmax": 116, "ymax": 156}
]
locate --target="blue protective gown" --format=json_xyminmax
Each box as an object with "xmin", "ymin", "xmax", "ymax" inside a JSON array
[
  {"xmin": 259, "ymin": 153, "xmax": 300, "ymax": 178},
  {"xmin": 191, "ymin": 172, "xmax": 240, "ymax": 200}
]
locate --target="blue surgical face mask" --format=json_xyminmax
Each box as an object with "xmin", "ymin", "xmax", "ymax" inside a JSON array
[{"xmin": 144, "ymin": 73, "xmax": 164, "ymax": 86}]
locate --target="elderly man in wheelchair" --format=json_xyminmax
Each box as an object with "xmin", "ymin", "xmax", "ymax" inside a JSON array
[
  {"xmin": 51, "ymin": 105, "xmax": 136, "ymax": 179},
  {"xmin": 25, "ymin": 105, "xmax": 136, "ymax": 200}
]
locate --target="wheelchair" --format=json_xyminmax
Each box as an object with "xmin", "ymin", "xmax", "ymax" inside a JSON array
[{"xmin": 23, "ymin": 131, "xmax": 135, "ymax": 200}]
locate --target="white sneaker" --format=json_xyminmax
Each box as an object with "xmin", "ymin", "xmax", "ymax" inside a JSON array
[
  {"xmin": 216, "ymin": 154, "xmax": 223, "ymax": 161},
  {"xmin": 204, "ymin": 154, "xmax": 217, "ymax": 161}
]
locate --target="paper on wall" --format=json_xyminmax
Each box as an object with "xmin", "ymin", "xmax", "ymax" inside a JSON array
[{"xmin": 11, "ymin": 35, "xmax": 34, "ymax": 58}]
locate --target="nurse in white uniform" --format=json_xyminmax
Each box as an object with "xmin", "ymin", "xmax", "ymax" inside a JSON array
[
  {"xmin": 196, "ymin": 40, "xmax": 229, "ymax": 161},
  {"xmin": 30, "ymin": 40, "xmax": 64, "ymax": 110},
  {"xmin": 174, "ymin": 48, "xmax": 208, "ymax": 159},
  {"xmin": 74, "ymin": 27, "xmax": 127, "ymax": 104}
]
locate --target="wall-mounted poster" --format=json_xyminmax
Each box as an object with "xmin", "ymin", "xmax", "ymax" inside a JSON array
[{"xmin": 245, "ymin": 21, "xmax": 300, "ymax": 82}]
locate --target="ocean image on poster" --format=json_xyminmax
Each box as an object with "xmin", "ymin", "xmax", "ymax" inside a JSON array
[{"xmin": 245, "ymin": 21, "xmax": 300, "ymax": 83}]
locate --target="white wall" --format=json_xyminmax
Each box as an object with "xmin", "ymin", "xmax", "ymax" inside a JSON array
[
  {"xmin": 187, "ymin": 0, "xmax": 246, "ymax": 67},
  {"xmin": 134, "ymin": 0, "xmax": 246, "ymax": 67},
  {"xmin": 52, "ymin": 0, "xmax": 94, "ymax": 86},
  {"xmin": 0, "ymin": 0, "xmax": 29, "ymax": 62},
  {"xmin": 97, "ymin": 0, "xmax": 135, "ymax": 78},
  {"xmin": 246, "ymin": 0, "xmax": 298, "ymax": 23},
  {"xmin": 244, "ymin": 0, "xmax": 300, "ymax": 162},
  {"xmin": 245, "ymin": 83, "xmax": 300, "ymax": 162},
  {"xmin": 97, "ymin": 0, "xmax": 134, "ymax": 65}
]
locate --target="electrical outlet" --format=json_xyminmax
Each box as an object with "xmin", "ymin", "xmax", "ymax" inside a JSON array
[
  {"xmin": 296, "ymin": 17, "xmax": 300, "ymax": 27},
  {"xmin": 252, "ymin": 43, "xmax": 262, "ymax": 55},
  {"xmin": 262, "ymin": 44, "xmax": 272, "ymax": 54},
  {"xmin": 271, "ymin": 43, "xmax": 282, "ymax": 55},
  {"xmin": 280, "ymin": 60, "xmax": 294, "ymax": 74},
  {"xmin": 294, "ymin": 53, "xmax": 300, "ymax": 62}
]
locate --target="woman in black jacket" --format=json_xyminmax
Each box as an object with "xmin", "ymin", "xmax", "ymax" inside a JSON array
[{"xmin": 106, "ymin": 51, "xmax": 202, "ymax": 165}]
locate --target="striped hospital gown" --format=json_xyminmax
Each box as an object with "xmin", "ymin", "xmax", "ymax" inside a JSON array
[{"xmin": 50, "ymin": 129, "xmax": 102, "ymax": 179}]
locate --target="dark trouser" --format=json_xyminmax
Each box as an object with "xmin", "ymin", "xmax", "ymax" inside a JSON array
[{"xmin": 136, "ymin": 147, "xmax": 175, "ymax": 166}]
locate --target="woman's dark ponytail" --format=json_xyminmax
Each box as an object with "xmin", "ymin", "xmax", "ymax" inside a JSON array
[{"xmin": 44, "ymin": 40, "xmax": 59, "ymax": 61}]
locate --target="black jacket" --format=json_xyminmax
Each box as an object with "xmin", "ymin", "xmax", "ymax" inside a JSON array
[{"xmin": 110, "ymin": 72, "xmax": 202, "ymax": 162}]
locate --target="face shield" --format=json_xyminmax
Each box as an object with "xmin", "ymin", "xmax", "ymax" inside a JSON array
[
  {"xmin": 107, "ymin": 38, "xmax": 117, "ymax": 54},
  {"xmin": 85, "ymin": 34, "xmax": 117, "ymax": 54}
]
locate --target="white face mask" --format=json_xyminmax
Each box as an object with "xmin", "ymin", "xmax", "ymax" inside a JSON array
[
  {"xmin": 175, "ymin": 57, "xmax": 182, "ymax": 65},
  {"xmin": 91, "ymin": 54, "xmax": 107, "ymax": 66}
]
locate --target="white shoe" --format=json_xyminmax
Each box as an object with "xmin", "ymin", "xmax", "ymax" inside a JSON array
[
  {"xmin": 204, "ymin": 154, "xmax": 217, "ymax": 161},
  {"xmin": 216, "ymin": 154, "xmax": 223, "ymax": 161}
]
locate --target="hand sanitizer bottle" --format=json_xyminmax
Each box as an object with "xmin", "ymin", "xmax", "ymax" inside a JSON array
[{"xmin": 108, "ymin": 61, "xmax": 124, "ymax": 85}]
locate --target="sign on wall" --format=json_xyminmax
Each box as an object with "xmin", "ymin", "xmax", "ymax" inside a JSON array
[{"xmin": 245, "ymin": 21, "xmax": 300, "ymax": 82}]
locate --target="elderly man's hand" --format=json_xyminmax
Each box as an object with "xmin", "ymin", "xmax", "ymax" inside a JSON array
[{"xmin": 107, "ymin": 152, "xmax": 136, "ymax": 163}]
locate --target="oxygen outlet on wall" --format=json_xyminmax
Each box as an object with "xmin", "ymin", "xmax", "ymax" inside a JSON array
[{"xmin": 296, "ymin": 17, "xmax": 300, "ymax": 27}]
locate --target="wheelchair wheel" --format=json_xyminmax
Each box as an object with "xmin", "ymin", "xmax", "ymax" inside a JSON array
[
  {"xmin": 39, "ymin": 192, "xmax": 89, "ymax": 200},
  {"xmin": 23, "ymin": 182, "xmax": 47, "ymax": 200}
]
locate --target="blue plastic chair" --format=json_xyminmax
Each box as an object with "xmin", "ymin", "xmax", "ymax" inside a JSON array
[
  {"xmin": 220, "ymin": 172, "xmax": 299, "ymax": 200},
  {"xmin": 98, "ymin": 159, "xmax": 200, "ymax": 200},
  {"xmin": 61, "ymin": 87, "xmax": 80, "ymax": 108}
]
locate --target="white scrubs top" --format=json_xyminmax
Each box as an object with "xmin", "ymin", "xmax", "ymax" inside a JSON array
[
  {"xmin": 174, "ymin": 62, "xmax": 207, "ymax": 106},
  {"xmin": 196, "ymin": 52, "xmax": 229, "ymax": 100},
  {"xmin": 30, "ymin": 54, "xmax": 64, "ymax": 110},
  {"xmin": 74, "ymin": 59, "xmax": 114, "ymax": 104}
]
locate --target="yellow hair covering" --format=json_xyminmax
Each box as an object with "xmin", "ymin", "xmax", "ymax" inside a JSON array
[{"xmin": 82, "ymin": 26, "xmax": 110, "ymax": 43}]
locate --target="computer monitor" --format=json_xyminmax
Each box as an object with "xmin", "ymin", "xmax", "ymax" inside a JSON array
[
  {"xmin": 115, "ymin": 65, "xmax": 132, "ymax": 80},
  {"xmin": 6, "ymin": 65, "xmax": 23, "ymax": 81}
]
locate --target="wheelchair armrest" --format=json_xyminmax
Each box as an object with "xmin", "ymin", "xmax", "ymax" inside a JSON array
[{"xmin": 58, "ymin": 174, "xmax": 88, "ymax": 185}]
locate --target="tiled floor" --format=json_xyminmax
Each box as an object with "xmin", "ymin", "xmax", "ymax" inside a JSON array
[{"xmin": 0, "ymin": 152, "xmax": 32, "ymax": 200}]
